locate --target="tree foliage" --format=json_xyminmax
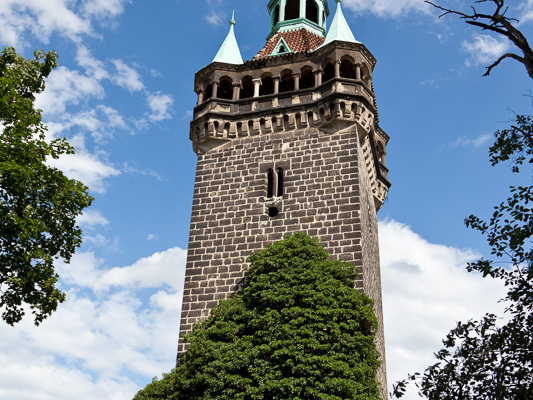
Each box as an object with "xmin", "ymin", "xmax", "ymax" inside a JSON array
[
  {"xmin": 135, "ymin": 233, "xmax": 381, "ymax": 400},
  {"xmin": 0, "ymin": 47, "xmax": 93, "ymax": 325},
  {"xmin": 425, "ymin": 0, "xmax": 533, "ymax": 78}
]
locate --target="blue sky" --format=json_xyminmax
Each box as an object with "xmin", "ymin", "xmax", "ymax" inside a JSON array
[{"xmin": 0, "ymin": 0, "xmax": 531, "ymax": 399}]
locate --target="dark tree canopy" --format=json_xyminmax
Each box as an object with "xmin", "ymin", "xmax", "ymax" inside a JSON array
[
  {"xmin": 426, "ymin": 0, "xmax": 533, "ymax": 78},
  {"xmin": 0, "ymin": 47, "xmax": 93, "ymax": 325},
  {"xmin": 135, "ymin": 233, "xmax": 381, "ymax": 400}
]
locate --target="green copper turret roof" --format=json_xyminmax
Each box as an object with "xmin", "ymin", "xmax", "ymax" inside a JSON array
[
  {"xmin": 213, "ymin": 12, "xmax": 244, "ymax": 65},
  {"xmin": 322, "ymin": 0, "xmax": 360, "ymax": 47}
]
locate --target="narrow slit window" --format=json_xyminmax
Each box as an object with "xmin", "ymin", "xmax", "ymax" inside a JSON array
[
  {"xmin": 267, "ymin": 169, "xmax": 274, "ymax": 198},
  {"xmin": 276, "ymin": 168, "xmax": 284, "ymax": 197}
]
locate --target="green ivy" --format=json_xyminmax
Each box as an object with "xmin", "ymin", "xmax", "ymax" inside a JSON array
[{"xmin": 135, "ymin": 233, "xmax": 381, "ymax": 400}]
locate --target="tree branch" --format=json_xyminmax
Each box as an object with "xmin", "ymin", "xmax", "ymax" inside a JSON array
[
  {"xmin": 425, "ymin": 0, "xmax": 533, "ymax": 79},
  {"xmin": 509, "ymin": 124, "xmax": 533, "ymax": 142},
  {"xmin": 483, "ymin": 53, "xmax": 525, "ymax": 76}
]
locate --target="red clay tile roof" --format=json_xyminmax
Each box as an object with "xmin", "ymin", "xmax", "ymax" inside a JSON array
[{"xmin": 253, "ymin": 28, "xmax": 325, "ymax": 60}]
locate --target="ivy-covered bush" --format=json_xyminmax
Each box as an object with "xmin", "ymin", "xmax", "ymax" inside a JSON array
[{"xmin": 134, "ymin": 233, "xmax": 381, "ymax": 400}]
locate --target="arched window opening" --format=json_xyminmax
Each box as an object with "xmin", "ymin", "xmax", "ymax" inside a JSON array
[
  {"xmin": 224, "ymin": 122, "xmax": 230, "ymax": 136},
  {"xmin": 307, "ymin": 111, "xmax": 314, "ymax": 125},
  {"xmin": 204, "ymin": 83, "xmax": 213, "ymax": 101},
  {"xmin": 276, "ymin": 168, "xmax": 284, "ymax": 197},
  {"xmin": 279, "ymin": 72, "xmax": 294, "ymax": 93},
  {"xmin": 306, "ymin": 0, "xmax": 319, "ymax": 24},
  {"xmin": 340, "ymin": 59, "xmax": 356, "ymax": 79},
  {"xmin": 218, "ymin": 79, "xmax": 233, "ymax": 99},
  {"xmin": 300, "ymin": 68, "xmax": 314, "ymax": 89},
  {"xmin": 260, "ymin": 76, "xmax": 275, "ymax": 96},
  {"xmin": 361, "ymin": 64, "xmax": 372, "ymax": 87},
  {"xmin": 240, "ymin": 76, "xmax": 254, "ymax": 99},
  {"xmin": 322, "ymin": 62, "xmax": 335, "ymax": 83},
  {"xmin": 285, "ymin": 0, "xmax": 300, "ymax": 20},
  {"xmin": 283, "ymin": 114, "xmax": 290, "ymax": 130},
  {"xmin": 267, "ymin": 169, "xmax": 274, "ymax": 198},
  {"xmin": 273, "ymin": 5, "xmax": 280, "ymax": 26},
  {"xmin": 351, "ymin": 103, "xmax": 358, "ymax": 117}
]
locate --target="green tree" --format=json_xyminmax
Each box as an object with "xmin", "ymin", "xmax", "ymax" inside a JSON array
[
  {"xmin": 0, "ymin": 47, "xmax": 93, "ymax": 326},
  {"xmin": 392, "ymin": 1, "xmax": 533, "ymax": 398},
  {"xmin": 135, "ymin": 233, "xmax": 381, "ymax": 400}
]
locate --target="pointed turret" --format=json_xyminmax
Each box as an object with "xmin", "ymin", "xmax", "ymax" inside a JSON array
[
  {"xmin": 322, "ymin": 0, "xmax": 360, "ymax": 47},
  {"xmin": 213, "ymin": 12, "xmax": 244, "ymax": 65}
]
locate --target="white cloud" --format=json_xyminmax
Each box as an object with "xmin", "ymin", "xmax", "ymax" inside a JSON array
[
  {"xmin": 35, "ymin": 65, "xmax": 128, "ymax": 193},
  {"xmin": 0, "ymin": 0, "xmax": 92, "ymax": 47},
  {"xmin": 98, "ymin": 247, "xmax": 186, "ymax": 292},
  {"xmin": 147, "ymin": 92, "xmax": 174, "ymax": 122},
  {"xmin": 47, "ymin": 135, "xmax": 121, "ymax": 194},
  {"xmin": 380, "ymin": 220, "xmax": 507, "ymax": 398},
  {"xmin": 76, "ymin": 45, "xmax": 110, "ymax": 81},
  {"xmin": 57, "ymin": 247, "xmax": 187, "ymax": 293},
  {"xmin": 205, "ymin": 11, "xmax": 224, "ymax": 27},
  {"xmin": 518, "ymin": 0, "xmax": 533, "ymax": 23},
  {"xmin": 0, "ymin": 350, "xmax": 138, "ymax": 400},
  {"xmin": 0, "ymin": 0, "xmax": 130, "ymax": 48},
  {"xmin": 85, "ymin": 233, "xmax": 114, "ymax": 248},
  {"xmin": 150, "ymin": 69, "xmax": 162, "ymax": 78},
  {"xmin": 123, "ymin": 162, "xmax": 162, "ymax": 181},
  {"xmin": 50, "ymin": 151, "xmax": 120, "ymax": 193},
  {"xmin": 0, "ymin": 245, "xmax": 188, "ymax": 399},
  {"xmin": 71, "ymin": 105, "xmax": 128, "ymax": 142},
  {"xmin": 462, "ymin": 34, "xmax": 511, "ymax": 67},
  {"xmin": 343, "ymin": 0, "xmax": 431, "ymax": 18},
  {"xmin": 82, "ymin": 0, "xmax": 131, "ymax": 20},
  {"xmin": 77, "ymin": 209, "xmax": 110, "ymax": 229},
  {"xmin": 147, "ymin": 234, "xmax": 158, "ymax": 241},
  {"xmin": 111, "ymin": 60, "xmax": 145, "ymax": 92},
  {"xmin": 183, "ymin": 109, "xmax": 194, "ymax": 120},
  {"xmin": 36, "ymin": 66, "xmax": 105, "ymax": 116},
  {"xmin": 452, "ymin": 133, "xmax": 492, "ymax": 149}
]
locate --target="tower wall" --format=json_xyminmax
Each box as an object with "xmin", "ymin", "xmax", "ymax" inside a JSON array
[
  {"xmin": 179, "ymin": 125, "xmax": 387, "ymax": 390},
  {"xmin": 179, "ymin": 36, "xmax": 390, "ymax": 397}
]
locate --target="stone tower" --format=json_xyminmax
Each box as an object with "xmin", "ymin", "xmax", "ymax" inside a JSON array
[{"xmin": 178, "ymin": 0, "xmax": 390, "ymax": 394}]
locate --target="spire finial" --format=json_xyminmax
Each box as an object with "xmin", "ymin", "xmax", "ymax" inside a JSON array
[{"xmin": 212, "ymin": 9, "xmax": 243, "ymax": 65}]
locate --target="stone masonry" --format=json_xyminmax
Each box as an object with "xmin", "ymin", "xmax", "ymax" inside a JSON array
[{"xmin": 178, "ymin": 30, "xmax": 391, "ymax": 398}]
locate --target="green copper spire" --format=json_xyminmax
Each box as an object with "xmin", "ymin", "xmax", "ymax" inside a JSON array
[
  {"xmin": 322, "ymin": 0, "xmax": 360, "ymax": 46},
  {"xmin": 213, "ymin": 11, "xmax": 244, "ymax": 65}
]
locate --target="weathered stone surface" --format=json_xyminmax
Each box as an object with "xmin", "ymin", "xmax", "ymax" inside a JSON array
[{"xmin": 178, "ymin": 38, "xmax": 391, "ymax": 398}]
